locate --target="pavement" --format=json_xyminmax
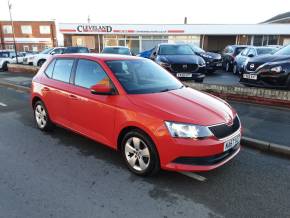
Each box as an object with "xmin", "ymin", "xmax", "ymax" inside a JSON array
[
  {"xmin": 0, "ymin": 86, "xmax": 290, "ymax": 217},
  {"xmin": 204, "ymin": 70, "xmax": 241, "ymax": 86}
]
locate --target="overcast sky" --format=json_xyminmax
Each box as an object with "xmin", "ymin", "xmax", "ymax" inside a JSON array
[{"xmin": 0, "ymin": 0, "xmax": 289, "ymax": 24}]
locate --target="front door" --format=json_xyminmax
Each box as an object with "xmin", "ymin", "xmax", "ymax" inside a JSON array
[{"xmin": 68, "ymin": 59, "xmax": 117, "ymax": 147}]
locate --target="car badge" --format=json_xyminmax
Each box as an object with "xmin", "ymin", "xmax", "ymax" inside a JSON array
[
  {"xmin": 182, "ymin": 64, "xmax": 187, "ymax": 69},
  {"xmin": 225, "ymin": 114, "xmax": 233, "ymax": 126},
  {"xmin": 250, "ymin": 64, "xmax": 255, "ymax": 69}
]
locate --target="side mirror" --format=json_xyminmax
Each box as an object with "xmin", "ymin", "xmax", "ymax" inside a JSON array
[
  {"xmin": 90, "ymin": 84, "xmax": 115, "ymax": 95},
  {"xmin": 150, "ymin": 52, "xmax": 157, "ymax": 60},
  {"xmin": 51, "ymin": 51, "xmax": 56, "ymax": 55},
  {"xmin": 248, "ymin": 54, "xmax": 254, "ymax": 58}
]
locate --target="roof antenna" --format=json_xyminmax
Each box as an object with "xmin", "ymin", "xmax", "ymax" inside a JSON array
[{"xmin": 88, "ymin": 15, "xmax": 91, "ymax": 24}]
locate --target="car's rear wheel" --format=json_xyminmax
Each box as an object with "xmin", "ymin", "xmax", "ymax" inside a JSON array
[
  {"xmin": 121, "ymin": 130, "xmax": 160, "ymax": 176},
  {"xmin": 34, "ymin": 101, "xmax": 54, "ymax": 131}
]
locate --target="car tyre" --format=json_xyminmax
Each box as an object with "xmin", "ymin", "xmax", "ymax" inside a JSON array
[
  {"xmin": 233, "ymin": 64, "xmax": 238, "ymax": 75},
  {"xmin": 37, "ymin": 59, "xmax": 46, "ymax": 67},
  {"xmin": 2, "ymin": 62, "xmax": 8, "ymax": 71},
  {"xmin": 206, "ymin": 69, "xmax": 215, "ymax": 74},
  {"xmin": 226, "ymin": 62, "xmax": 231, "ymax": 72},
  {"xmin": 287, "ymin": 76, "xmax": 290, "ymax": 90},
  {"xmin": 121, "ymin": 130, "xmax": 160, "ymax": 176},
  {"xmin": 195, "ymin": 78, "xmax": 204, "ymax": 83},
  {"xmin": 34, "ymin": 101, "xmax": 54, "ymax": 131}
]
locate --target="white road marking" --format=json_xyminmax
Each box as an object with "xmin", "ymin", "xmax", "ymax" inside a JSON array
[
  {"xmin": 179, "ymin": 172, "xmax": 207, "ymax": 182},
  {"xmin": 0, "ymin": 102, "xmax": 7, "ymax": 107}
]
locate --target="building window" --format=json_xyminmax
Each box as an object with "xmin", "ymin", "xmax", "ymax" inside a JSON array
[
  {"xmin": 268, "ymin": 36, "xmax": 278, "ymax": 45},
  {"xmin": 5, "ymin": 44, "xmax": 14, "ymax": 50},
  {"xmin": 3, "ymin": 25, "xmax": 12, "ymax": 34},
  {"xmin": 39, "ymin": 25, "xmax": 51, "ymax": 34},
  {"xmin": 23, "ymin": 45, "xmax": 30, "ymax": 51},
  {"xmin": 21, "ymin": 25, "xmax": 32, "ymax": 34}
]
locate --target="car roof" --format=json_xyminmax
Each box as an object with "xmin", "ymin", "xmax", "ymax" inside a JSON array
[{"xmin": 53, "ymin": 53, "xmax": 142, "ymax": 61}]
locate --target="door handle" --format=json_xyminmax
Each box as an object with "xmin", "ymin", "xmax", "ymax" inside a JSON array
[
  {"xmin": 69, "ymin": 94, "xmax": 78, "ymax": 100},
  {"xmin": 43, "ymin": 87, "xmax": 50, "ymax": 92}
]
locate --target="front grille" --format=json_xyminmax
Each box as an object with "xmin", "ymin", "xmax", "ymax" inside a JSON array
[
  {"xmin": 209, "ymin": 116, "xmax": 240, "ymax": 139},
  {"xmin": 171, "ymin": 64, "xmax": 198, "ymax": 72},
  {"xmin": 173, "ymin": 144, "xmax": 239, "ymax": 166},
  {"xmin": 246, "ymin": 62, "xmax": 263, "ymax": 72}
]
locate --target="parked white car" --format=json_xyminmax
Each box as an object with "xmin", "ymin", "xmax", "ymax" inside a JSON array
[
  {"xmin": 29, "ymin": 47, "xmax": 65, "ymax": 67},
  {"xmin": 0, "ymin": 50, "xmax": 25, "ymax": 71}
]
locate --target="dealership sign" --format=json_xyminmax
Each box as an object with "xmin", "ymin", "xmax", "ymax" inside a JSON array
[
  {"xmin": 59, "ymin": 23, "xmax": 290, "ymax": 35},
  {"xmin": 76, "ymin": 25, "xmax": 112, "ymax": 33}
]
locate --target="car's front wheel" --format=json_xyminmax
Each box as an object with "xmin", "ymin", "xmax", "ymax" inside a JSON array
[
  {"xmin": 226, "ymin": 62, "xmax": 231, "ymax": 72},
  {"xmin": 121, "ymin": 130, "xmax": 160, "ymax": 176},
  {"xmin": 34, "ymin": 101, "xmax": 54, "ymax": 131},
  {"xmin": 233, "ymin": 64, "xmax": 238, "ymax": 75}
]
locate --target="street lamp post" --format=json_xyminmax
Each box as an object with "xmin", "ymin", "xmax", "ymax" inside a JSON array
[{"xmin": 8, "ymin": 0, "xmax": 18, "ymax": 64}]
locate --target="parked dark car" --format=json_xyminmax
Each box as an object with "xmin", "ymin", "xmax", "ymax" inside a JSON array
[
  {"xmin": 222, "ymin": 45, "xmax": 248, "ymax": 72},
  {"xmin": 138, "ymin": 48, "xmax": 154, "ymax": 59},
  {"xmin": 233, "ymin": 46, "xmax": 278, "ymax": 75},
  {"xmin": 102, "ymin": 46, "xmax": 132, "ymax": 55},
  {"xmin": 240, "ymin": 45, "xmax": 290, "ymax": 89},
  {"xmin": 63, "ymin": 46, "xmax": 90, "ymax": 54},
  {"xmin": 189, "ymin": 44, "xmax": 222, "ymax": 73},
  {"xmin": 150, "ymin": 43, "xmax": 206, "ymax": 82}
]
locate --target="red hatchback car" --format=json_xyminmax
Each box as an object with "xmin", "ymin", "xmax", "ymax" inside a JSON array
[{"xmin": 31, "ymin": 54, "xmax": 241, "ymax": 176}]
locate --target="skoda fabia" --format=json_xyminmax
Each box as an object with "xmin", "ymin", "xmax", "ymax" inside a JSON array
[{"xmin": 31, "ymin": 54, "xmax": 241, "ymax": 176}]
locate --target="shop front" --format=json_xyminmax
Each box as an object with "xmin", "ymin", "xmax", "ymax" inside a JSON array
[{"xmin": 59, "ymin": 23, "xmax": 290, "ymax": 53}]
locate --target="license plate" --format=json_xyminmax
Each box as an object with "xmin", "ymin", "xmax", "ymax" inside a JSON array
[
  {"xmin": 224, "ymin": 134, "xmax": 240, "ymax": 151},
  {"xmin": 176, "ymin": 73, "xmax": 192, "ymax": 78},
  {"xmin": 243, "ymin": 74, "xmax": 257, "ymax": 80},
  {"xmin": 216, "ymin": 63, "xmax": 222, "ymax": 67}
]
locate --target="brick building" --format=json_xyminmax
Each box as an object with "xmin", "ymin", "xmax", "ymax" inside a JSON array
[{"xmin": 0, "ymin": 21, "xmax": 57, "ymax": 52}]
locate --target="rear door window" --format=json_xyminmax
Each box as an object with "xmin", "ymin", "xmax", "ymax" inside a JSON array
[
  {"xmin": 74, "ymin": 59, "xmax": 109, "ymax": 89},
  {"xmin": 52, "ymin": 59, "xmax": 74, "ymax": 83}
]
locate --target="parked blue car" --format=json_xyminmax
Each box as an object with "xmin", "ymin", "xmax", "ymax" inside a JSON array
[{"xmin": 137, "ymin": 48, "xmax": 154, "ymax": 59}]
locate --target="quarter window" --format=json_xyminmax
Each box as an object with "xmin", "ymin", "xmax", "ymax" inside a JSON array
[
  {"xmin": 45, "ymin": 59, "xmax": 56, "ymax": 78},
  {"xmin": 74, "ymin": 59, "xmax": 109, "ymax": 89},
  {"xmin": 52, "ymin": 59, "xmax": 74, "ymax": 83}
]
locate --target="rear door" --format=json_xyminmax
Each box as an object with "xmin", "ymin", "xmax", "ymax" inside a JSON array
[
  {"xmin": 68, "ymin": 58, "xmax": 117, "ymax": 147},
  {"xmin": 42, "ymin": 58, "xmax": 75, "ymax": 127}
]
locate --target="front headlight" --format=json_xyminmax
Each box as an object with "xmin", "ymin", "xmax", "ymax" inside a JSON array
[
  {"xmin": 165, "ymin": 121, "xmax": 213, "ymax": 139},
  {"xmin": 158, "ymin": 61, "xmax": 171, "ymax": 68},
  {"xmin": 270, "ymin": 66, "xmax": 282, "ymax": 73},
  {"xmin": 201, "ymin": 53, "xmax": 212, "ymax": 59}
]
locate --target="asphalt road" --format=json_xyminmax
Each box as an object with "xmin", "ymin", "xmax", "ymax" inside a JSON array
[{"xmin": 0, "ymin": 86, "xmax": 290, "ymax": 218}]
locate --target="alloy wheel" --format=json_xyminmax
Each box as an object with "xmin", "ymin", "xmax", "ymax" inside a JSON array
[
  {"xmin": 124, "ymin": 137, "xmax": 150, "ymax": 172},
  {"xmin": 35, "ymin": 104, "xmax": 47, "ymax": 129}
]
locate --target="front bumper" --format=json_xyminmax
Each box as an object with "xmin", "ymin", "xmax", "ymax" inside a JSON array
[
  {"xmin": 157, "ymin": 128, "xmax": 241, "ymax": 172},
  {"xmin": 167, "ymin": 66, "xmax": 206, "ymax": 81},
  {"xmin": 239, "ymin": 71, "xmax": 289, "ymax": 89},
  {"xmin": 205, "ymin": 60, "xmax": 223, "ymax": 71}
]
